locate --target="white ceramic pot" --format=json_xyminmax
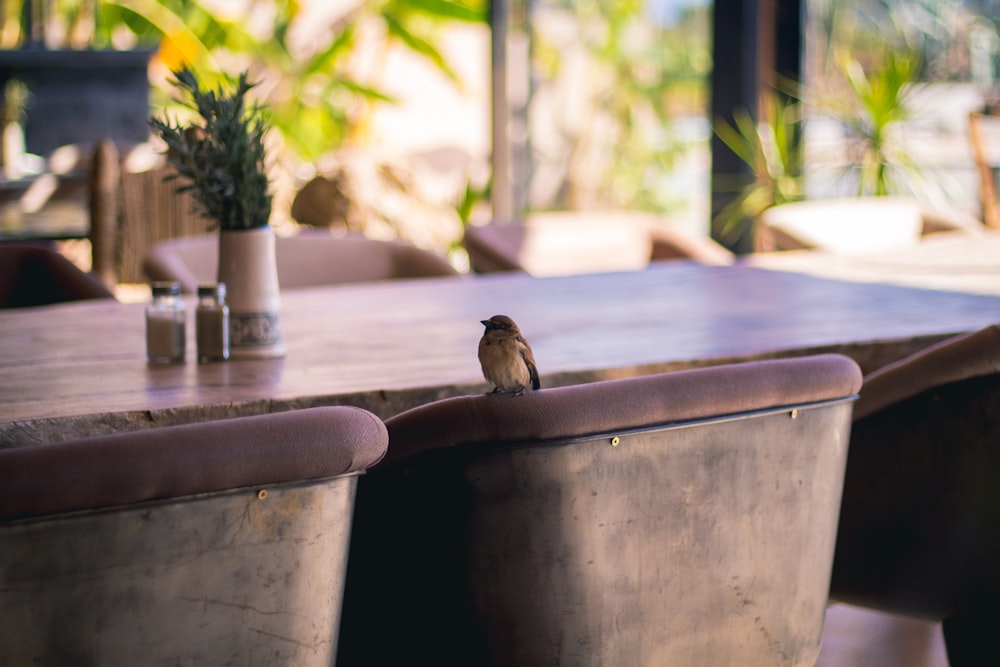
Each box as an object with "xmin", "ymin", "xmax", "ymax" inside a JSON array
[{"xmin": 217, "ymin": 227, "xmax": 286, "ymax": 359}]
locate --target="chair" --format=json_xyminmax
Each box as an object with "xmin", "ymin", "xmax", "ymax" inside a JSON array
[
  {"xmin": 0, "ymin": 406, "xmax": 388, "ymax": 666},
  {"xmin": 755, "ymin": 197, "xmax": 983, "ymax": 255},
  {"xmin": 88, "ymin": 138, "xmax": 214, "ymax": 286},
  {"xmin": 0, "ymin": 243, "xmax": 115, "ymax": 308},
  {"xmin": 337, "ymin": 354, "xmax": 862, "ymax": 666},
  {"xmin": 967, "ymin": 112, "xmax": 999, "ymax": 230},
  {"xmin": 829, "ymin": 324, "xmax": 1000, "ymax": 666},
  {"xmin": 143, "ymin": 230, "xmax": 459, "ymax": 293},
  {"xmin": 463, "ymin": 210, "xmax": 732, "ymax": 276}
]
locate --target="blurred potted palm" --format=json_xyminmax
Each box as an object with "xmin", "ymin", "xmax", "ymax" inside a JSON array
[
  {"xmin": 713, "ymin": 47, "xmax": 923, "ymax": 251},
  {"xmin": 833, "ymin": 49, "xmax": 922, "ymax": 197}
]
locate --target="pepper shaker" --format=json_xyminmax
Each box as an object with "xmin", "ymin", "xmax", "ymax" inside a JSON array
[
  {"xmin": 146, "ymin": 282, "xmax": 186, "ymax": 363},
  {"xmin": 196, "ymin": 283, "xmax": 230, "ymax": 363}
]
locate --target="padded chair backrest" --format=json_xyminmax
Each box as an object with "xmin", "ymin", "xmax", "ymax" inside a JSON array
[
  {"xmin": 831, "ymin": 323, "xmax": 1000, "ymax": 652},
  {"xmin": 853, "ymin": 323, "xmax": 1000, "ymax": 420},
  {"xmin": 338, "ymin": 355, "xmax": 861, "ymax": 667},
  {"xmin": 0, "ymin": 406, "xmax": 387, "ymax": 521},
  {"xmin": 0, "ymin": 244, "xmax": 115, "ymax": 308},
  {"xmin": 464, "ymin": 214, "xmax": 652, "ymax": 275},
  {"xmin": 464, "ymin": 210, "xmax": 732, "ymax": 276},
  {"xmin": 143, "ymin": 231, "xmax": 458, "ymax": 293},
  {"xmin": 381, "ymin": 353, "xmax": 861, "ymax": 466},
  {"xmin": 0, "ymin": 407, "xmax": 387, "ymax": 666}
]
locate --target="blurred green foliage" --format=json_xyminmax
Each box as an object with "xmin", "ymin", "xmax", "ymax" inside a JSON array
[
  {"xmin": 834, "ymin": 49, "xmax": 922, "ymax": 197},
  {"xmin": 150, "ymin": 68, "xmax": 273, "ymax": 230},
  {"xmin": 712, "ymin": 0, "xmax": 952, "ymax": 239},
  {"xmin": 530, "ymin": 0, "xmax": 710, "ymax": 213},
  {"xmin": 712, "ymin": 90, "xmax": 805, "ymax": 242},
  {"xmin": 3, "ymin": 0, "xmax": 487, "ymax": 165}
]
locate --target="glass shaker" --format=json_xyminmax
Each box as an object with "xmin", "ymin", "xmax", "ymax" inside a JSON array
[
  {"xmin": 196, "ymin": 283, "xmax": 230, "ymax": 363},
  {"xmin": 146, "ymin": 282, "xmax": 186, "ymax": 363}
]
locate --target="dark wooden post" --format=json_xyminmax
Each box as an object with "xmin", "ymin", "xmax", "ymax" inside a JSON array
[
  {"xmin": 89, "ymin": 138, "xmax": 119, "ymax": 288},
  {"xmin": 710, "ymin": 0, "xmax": 802, "ymax": 255},
  {"xmin": 710, "ymin": 0, "xmax": 762, "ymax": 255}
]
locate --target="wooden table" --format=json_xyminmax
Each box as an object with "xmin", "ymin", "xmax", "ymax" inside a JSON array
[
  {"xmin": 3, "ymin": 262, "xmax": 999, "ymax": 447},
  {"xmin": 0, "ymin": 200, "xmax": 88, "ymax": 242},
  {"xmin": 0, "ymin": 173, "xmax": 90, "ymax": 242}
]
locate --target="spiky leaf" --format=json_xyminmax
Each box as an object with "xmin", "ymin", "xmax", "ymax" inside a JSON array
[{"xmin": 149, "ymin": 68, "xmax": 273, "ymax": 230}]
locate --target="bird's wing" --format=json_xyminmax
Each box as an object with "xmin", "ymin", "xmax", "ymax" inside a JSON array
[{"xmin": 519, "ymin": 340, "xmax": 541, "ymax": 390}]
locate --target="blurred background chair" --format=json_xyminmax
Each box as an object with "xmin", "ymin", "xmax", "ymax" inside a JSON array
[
  {"xmin": 0, "ymin": 406, "xmax": 387, "ymax": 666},
  {"xmin": 0, "ymin": 243, "xmax": 114, "ymax": 307},
  {"xmin": 755, "ymin": 197, "xmax": 983, "ymax": 255},
  {"xmin": 830, "ymin": 324, "xmax": 1000, "ymax": 666},
  {"xmin": 143, "ymin": 230, "xmax": 459, "ymax": 293},
  {"xmin": 463, "ymin": 209, "xmax": 732, "ymax": 276},
  {"xmin": 88, "ymin": 138, "xmax": 213, "ymax": 287},
  {"xmin": 337, "ymin": 354, "xmax": 862, "ymax": 667},
  {"xmin": 967, "ymin": 112, "xmax": 1000, "ymax": 231}
]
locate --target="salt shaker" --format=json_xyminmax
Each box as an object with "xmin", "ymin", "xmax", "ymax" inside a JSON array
[
  {"xmin": 146, "ymin": 282, "xmax": 186, "ymax": 363},
  {"xmin": 196, "ymin": 283, "xmax": 230, "ymax": 363}
]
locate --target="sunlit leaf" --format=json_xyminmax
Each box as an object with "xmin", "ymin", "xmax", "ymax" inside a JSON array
[{"xmin": 382, "ymin": 12, "xmax": 459, "ymax": 83}]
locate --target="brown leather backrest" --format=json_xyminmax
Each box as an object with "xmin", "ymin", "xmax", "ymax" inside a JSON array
[
  {"xmin": 854, "ymin": 324, "xmax": 1000, "ymax": 420},
  {"xmin": 141, "ymin": 233, "xmax": 217, "ymax": 292},
  {"xmin": 383, "ymin": 354, "xmax": 862, "ymax": 467},
  {"xmin": 464, "ymin": 213, "xmax": 733, "ymax": 275},
  {"xmin": 463, "ymin": 216, "xmax": 651, "ymax": 276},
  {"xmin": 0, "ymin": 244, "xmax": 115, "ymax": 308},
  {"xmin": 143, "ymin": 231, "xmax": 458, "ymax": 293},
  {"xmin": 0, "ymin": 406, "xmax": 388, "ymax": 521},
  {"xmin": 273, "ymin": 234, "xmax": 458, "ymax": 288}
]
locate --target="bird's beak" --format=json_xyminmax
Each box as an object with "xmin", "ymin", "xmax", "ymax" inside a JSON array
[{"xmin": 480, "ymin": 319, "xmax": 490, "ymax": 328}]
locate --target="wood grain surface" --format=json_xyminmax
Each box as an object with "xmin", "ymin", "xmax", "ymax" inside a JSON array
[{"xmin": 3, "ymin": 262, "xmax": 999, "ymax": 446}]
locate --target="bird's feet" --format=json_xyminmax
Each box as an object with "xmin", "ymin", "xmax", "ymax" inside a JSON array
[{"xmin": 485, "ymin": 386, "xmax": 526, "ymax": 397}]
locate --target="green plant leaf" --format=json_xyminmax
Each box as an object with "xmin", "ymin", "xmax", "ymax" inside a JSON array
[
  {"xmin": 382, "ymin": 12, "xmax": 459, "ymax": 84},
  {"xmin": 150, "ymin": 68, "xmax": 273, "ymax": 230},
  {"xmin": 399, "ymin": 0, "xmax": 487, "ymax": 22}
]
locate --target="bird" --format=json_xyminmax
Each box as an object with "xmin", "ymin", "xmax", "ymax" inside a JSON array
[{"xmin": 478, "ymin": 314, "xmax": 540, "ymax": 396}]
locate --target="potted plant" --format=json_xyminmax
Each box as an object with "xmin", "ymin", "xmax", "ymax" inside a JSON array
[
  {"xmin": 713, "ymin": 46, "xmax": 924, "ymax": 252},
  {"xmin": 150, "ymin": 68, "xmax": 285, "ymax": 359}
]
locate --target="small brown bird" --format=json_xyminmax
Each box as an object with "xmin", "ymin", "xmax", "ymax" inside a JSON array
[{"xmin": 478, "ymin": 315, "xmax": 540, "ymax": 396}]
